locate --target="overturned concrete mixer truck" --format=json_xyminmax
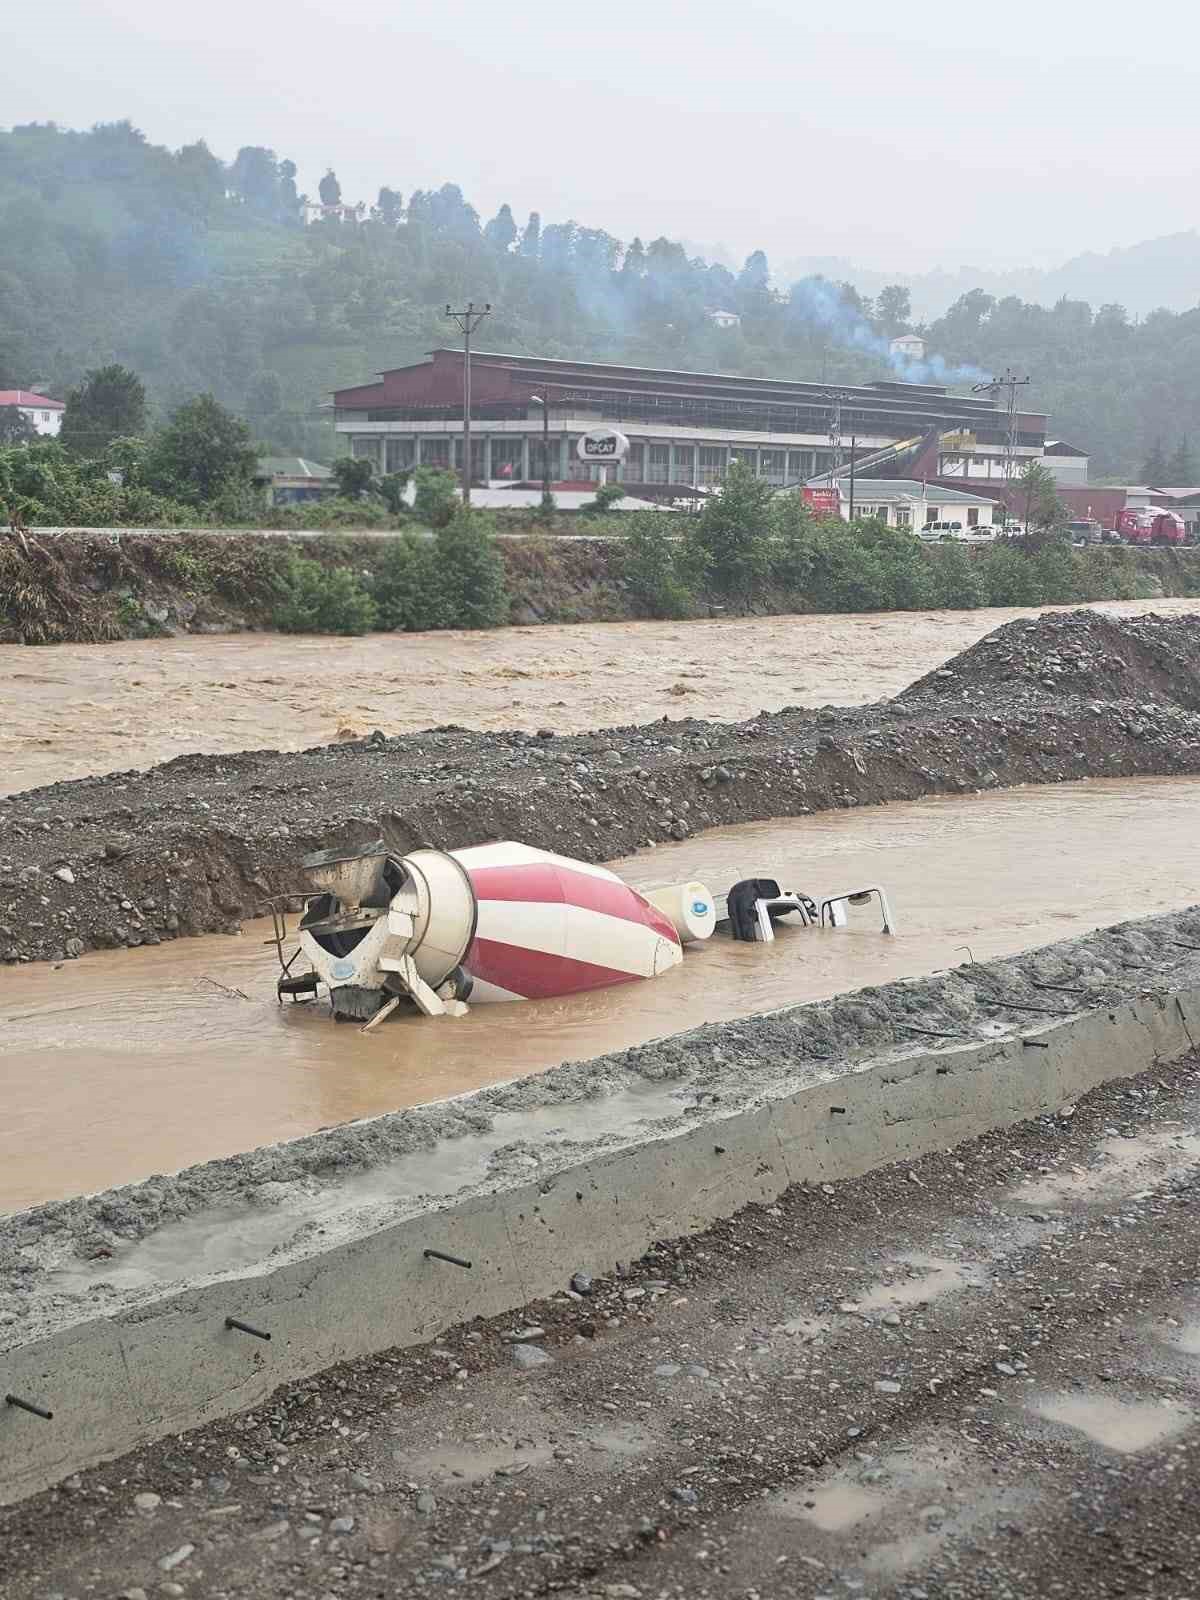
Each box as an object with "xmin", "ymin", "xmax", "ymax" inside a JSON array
[{"xmin": 272, "ymin": 840, "xmax": 896, "ymax": 1024}]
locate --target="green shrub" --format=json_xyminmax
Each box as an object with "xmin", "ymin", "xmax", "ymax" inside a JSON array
[
  {"xmin": 374, "ymin": 532, "xmax": 444, "ymax": 630},
  {"xmin": 767, "ymin": 495, "xmax": 817, "ymax": 594},
  {"xmin": 925, "ymin": 543, "xmax": 986, "ymax": 608},
  {"xmin": 801, "ymin": 522, "xmax": 896, "ymax": 612},
  {"xmin": 272, "ymin": 554, "xmax": 377, "ymax": 635},
  {"xmin": 978, "ymin": 542, "xmax": 1041, "ymax": 606},
  {"xmin": 412, "ymin": 466, "xmax": 459, "ymax": 529},
  {"xmin": 434, "ymin": 509, "xmax": 509, "ymax": 628},
  {"xmin": 683, "ymin": 460, "xmax": 772, "ymax": 601},
  {"xmin": 620, "ymin": 513, "xmax": 695, "ymax": 619},
  {"xmin": 856, "ymin": 520, "xmax": 934, "ymax": 609},
  {"xmin": 582, "ymin": 481, "xmax": 627, "ymax": 515},
  {"xmin": 1029, "ymin": 543, "xmax": 1083, "ymax": 606}
]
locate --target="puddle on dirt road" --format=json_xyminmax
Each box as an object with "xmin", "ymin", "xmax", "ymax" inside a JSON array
[
  {"xmin": 5, "ymin": 774, "xmax": 1200, "ymax": 1212},
  {"xmin": 855, "ymin": 1254, "xmax": 987, "ymax": 1312},
  {"xmin": 395, "ymin": 1421, "xmax": 651, "ymax": 1488},
  {"xmin": 1, "ymin": 599, "xmax": 1192, "ymax": 795},
  {"xmin": 1030, "ymin": 1391, "xmax": 1192, "ymax": 1453},
  {"xmin": 1010, "ymin": 1128, "xmax": 1200, "ymax": 1209},
  {"xmin": 772, "ymin": 1434, "xmax": 1034, "ymax": 1579}
]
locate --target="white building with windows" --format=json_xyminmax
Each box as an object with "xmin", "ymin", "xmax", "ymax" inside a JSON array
[
  {"xmin": 0, "ymin": 390, "xmax": 63, "ymax": 437},
  {"xmin": 810, "ymin": 478, "xmax": 999, "ymax": 531}
]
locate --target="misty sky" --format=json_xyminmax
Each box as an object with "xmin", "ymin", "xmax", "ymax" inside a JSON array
[{"xmin": 5, "ymin": 0, "xmax": 1199, "ymax": 274}]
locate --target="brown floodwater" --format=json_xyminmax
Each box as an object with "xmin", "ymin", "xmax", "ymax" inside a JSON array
[
  {"xmin": 2, "ymin": 598, "xmax": 1194, "ymax": 796},
  {"xmin": 3, "ymin": 774, "xmax": 1199, "ymax": 1212}
]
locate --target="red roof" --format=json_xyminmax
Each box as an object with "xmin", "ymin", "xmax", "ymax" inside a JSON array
[{"xmin": 0, "ymin": 390, "xmax": 64, "ymax": 410}]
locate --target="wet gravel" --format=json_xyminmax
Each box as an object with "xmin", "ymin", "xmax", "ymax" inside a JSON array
[{"xmin": 3, "ymin": 1053, "xmax": 1199, "ymax": 1599}]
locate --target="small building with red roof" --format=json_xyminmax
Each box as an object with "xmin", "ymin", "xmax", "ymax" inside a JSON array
[{"xmin": 0, "ymin": 390, "xmax": 64, "ymax": 437}]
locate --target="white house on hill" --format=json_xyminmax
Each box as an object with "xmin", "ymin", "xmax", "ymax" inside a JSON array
[{"xmin": 0, "ymin": 390, "xmax": 63, "ymax": 436}]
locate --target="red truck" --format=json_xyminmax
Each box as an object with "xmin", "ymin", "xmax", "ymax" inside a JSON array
[{"xmin": 1115, "ymin": 506, "xmax": 1187, "ymax": 546}]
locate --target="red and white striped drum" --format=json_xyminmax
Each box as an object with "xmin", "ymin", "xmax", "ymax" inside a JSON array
[{"xmin": 450, "ymin": 842, "xmax": 684, "ymax": 1002}]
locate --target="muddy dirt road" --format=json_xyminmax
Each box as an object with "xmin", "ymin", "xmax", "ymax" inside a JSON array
[
  {"xmin": 5, "ymin": 1050, "xmax": 1199, "ymax": 1600},
  {"xmin": 6, "ymin": 774, "xmax": 1199, "ymax": 1212},
  {"xmin": 2, "ymin": 598, "xmax": 1193, "ymax": 795}
]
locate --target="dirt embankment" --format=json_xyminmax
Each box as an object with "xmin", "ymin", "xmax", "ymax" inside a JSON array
[
  {"xmin": 0, "ymin": 529, "xmax": 630, "ymax": 643},
  {"xmin": 1, "ymin": 609, "xmax": 1199, "ymax": 966},
  {"xmin": 4, "ymin": 527, "xmax": 1200, "ymax": 645}
]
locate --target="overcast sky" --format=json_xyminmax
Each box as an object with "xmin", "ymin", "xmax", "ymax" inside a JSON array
[{"xmin": 5, "ymin": 0, "xmax": 1199, "ymax": 274}]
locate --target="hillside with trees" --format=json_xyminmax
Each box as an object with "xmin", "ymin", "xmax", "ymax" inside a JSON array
[{"xmin": 3, "ymin": 120, "xmax": 1200, "ymax": 479}]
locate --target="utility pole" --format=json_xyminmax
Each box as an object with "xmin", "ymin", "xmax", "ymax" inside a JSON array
[
  {"xmin": 972, "ymin": 367, "xmax": 1031, "ymax": 491},
  {"xmin": 848, "ymin": 434, "xmax": 858, "ymax": 522},
  {"xmin": 821, "ymin": 388, "xmax": 853, "ymax": 492},
  {"xmin": 445, "ymin": 302, "xmax": 491, "ymax": 507}
]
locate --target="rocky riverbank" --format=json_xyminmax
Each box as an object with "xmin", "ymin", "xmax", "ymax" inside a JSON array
[{"xmin": 1, "ymin": 609, "xmax": 1199, "ymax": 965}]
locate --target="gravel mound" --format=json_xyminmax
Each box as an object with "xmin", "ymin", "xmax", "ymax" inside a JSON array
[{"xmin": 901, "ymin": 609, "xmax": 1200, "ymax": 708}]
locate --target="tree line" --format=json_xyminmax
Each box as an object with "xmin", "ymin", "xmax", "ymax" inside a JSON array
[{"xmin": 6, "ymin": 122, "xmax": 1200, "ymax": 478}]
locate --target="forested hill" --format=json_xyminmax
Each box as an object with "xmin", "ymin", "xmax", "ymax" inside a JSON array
[{"xmin": 3, "ymin": 120, "xmax": 1199, "ymax": 479}]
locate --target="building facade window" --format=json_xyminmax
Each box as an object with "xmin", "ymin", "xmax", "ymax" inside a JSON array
[
  {"xmin": 730, "ymin": 446, "xmax": 757, "ymax": 474},
  {"xmin": 895, "ymin": 506, "xmax": 912, "ymax": 528},
  {"xmin": 967, "ymin": 506, "xmax": 979, "ymax": 527},
  {"xmin": 352, "ymin": 437, "xmax": 382, "ymax": 467},
  {"xmin": 453, "ymin": 437, "xmax": 488, "ymax": 480},
  {"xmin": 490, "ymin": 438, "xmax": 523, "ymax": 480},
  {"xmin": 529, "ymin": 436, "xmax": 562, "ymax": 482},
  {"xmin": 624, "ymin": 442, "xmax": 645, "ymax": 480},
  {"xmin": 646, "ymin": 444, "xmax": 670, "ymax": 484},
  {"xmin": 419, "ymin": 438, "xmax": 451, "ymax": 468},
  {"xmin": 698, "ymin": 445, "xmax": 726, "ymax": 486},
  {"xmin": 760, "ymin": 448, "xmax": 786, "ymax": 485},
  {"xmin": 385, "ymin": 438, "xmax": 416, "ymax": 472},
  {"xmin": 671, "ymin": 444, "xmax": 695, "ymax": 484}
]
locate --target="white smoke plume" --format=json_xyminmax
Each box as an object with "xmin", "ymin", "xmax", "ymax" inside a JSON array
[{"xmin": 787, "ymin": 277, "xmax": 990, "ymax": 386}]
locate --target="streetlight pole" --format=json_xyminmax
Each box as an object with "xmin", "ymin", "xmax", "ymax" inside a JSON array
[
  {"xmin": 530, "ymin": 392, "xmax": 553, "ymax": 508},
  {"xmin": 445, "ymin": 302, "xmax": 491, "ymax": 508}
]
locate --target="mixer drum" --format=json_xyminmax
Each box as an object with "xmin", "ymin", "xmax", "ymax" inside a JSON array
[{"xmin": 452, "ymin": 842, "xmax": 684, "ymax": 1001}]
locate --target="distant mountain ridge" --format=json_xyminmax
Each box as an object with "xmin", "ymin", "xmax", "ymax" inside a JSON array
[{"xmin": 782, "ymin": 231, "xmax": 1200, "ymax": 320}]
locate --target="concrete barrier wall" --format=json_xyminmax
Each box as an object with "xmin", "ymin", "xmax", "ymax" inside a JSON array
[{"xmin": 4, "ymin": 987, "xmax": 1198, "ymax": 1504}]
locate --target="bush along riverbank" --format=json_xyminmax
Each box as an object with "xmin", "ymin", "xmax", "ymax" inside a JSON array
[{"xmin": 2, "ymin": 489, "xmax": 1200, "ymax": 644}]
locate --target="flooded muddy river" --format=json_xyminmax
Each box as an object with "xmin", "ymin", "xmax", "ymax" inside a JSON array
[
  {"xmin": 2, "ymin": 599, "xmax": 1193, "ymax": 796},
  {"xmin": 3, "ymin": 774, "xmax": 1199, "ymax": 1212}
]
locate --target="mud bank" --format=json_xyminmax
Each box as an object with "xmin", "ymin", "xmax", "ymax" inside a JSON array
[
  {"xmin": 5, "ymin": 526, "xmax": 1200, "ymax": 647},
  {"xmin": 3, "ymin": 904, "xmax": 1200, "ymax": 1502},
  {"xmin": 2, "ymin": 609, "xmax": 1199, "ymax": 965},
  {"xmin": 0, "ymin": 529, "xmax": 628, "ymax": 644}
]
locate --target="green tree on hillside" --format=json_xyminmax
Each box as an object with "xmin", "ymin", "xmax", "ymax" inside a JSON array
[
  {"xmin": 376, "ymin": 186, "xmax": 403, "ymax": 225},
  {"xmin": 0, "ymin": 406, "xmax": 36, "ymax": 446},
  {"xmin": 61, "ymin": 365, "xmax": 147, "ymax": 454},
  {"xmin": 145, "ymin": 394, "xmax": 258, "ymax": 506},
  {"xmin": 1141, "ymin": 438, "xmax": 1169, "ymax": 483},
  {"xmin": 1168, "ymin": 437, "xmax": 1197, "ymax": 483},
  {"xmin": 484, "ymin": 203, "xmax": 518, "ymax": 253},
  {"xmin": 319, "ymin": 169, "xmax": 342, "ymax": 206},
  {"xmin": 876, "ymin": 284, "xmax": 912, "ymax": 334}
]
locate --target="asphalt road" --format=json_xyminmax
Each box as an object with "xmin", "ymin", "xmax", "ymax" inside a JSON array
[{"xmin": 4, "ymin": 1053, "xmax": 1199, "ymax": 1599}]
